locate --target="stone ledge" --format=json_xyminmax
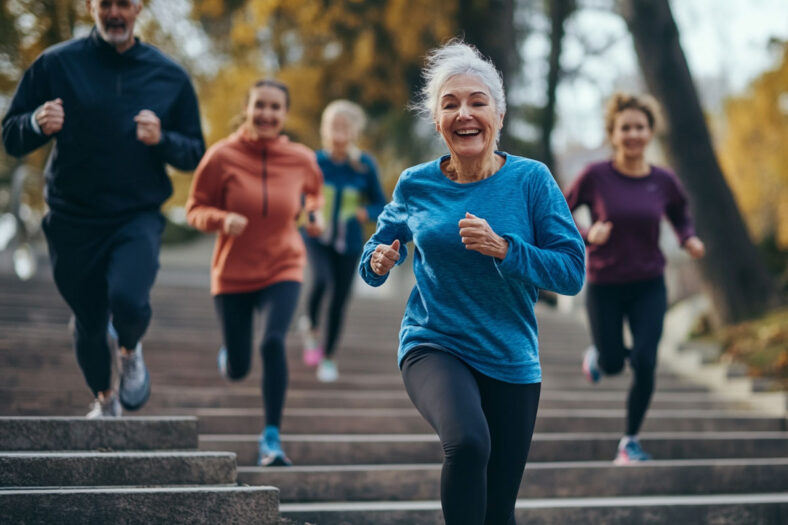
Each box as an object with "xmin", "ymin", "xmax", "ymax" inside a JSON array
[
  {"xmin": 280, "ymin": 493, "xmax": 788, "ymax": 525},
  {"xmin": 661, "ymin": 295, "xmax": 787, "ymax": 417},
  {"xmin": 0, "ymin": 417, "xmax": 199, "ymax": 451},
  {"xmin": 240, "ymin": 459, "xmax": 788, "ymax": 501},
  {"xmin": 0, "ymin": 451, "xmax": 237, "ymax": 487},
  {"xmin": 1, "ymin": 485, "xmax": 280, "ymax": 525}
]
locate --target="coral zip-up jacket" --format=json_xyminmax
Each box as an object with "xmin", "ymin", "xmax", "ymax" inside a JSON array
[{"xmin": 186, "ymin": 129, "xmax": 323, "ymax": 295}]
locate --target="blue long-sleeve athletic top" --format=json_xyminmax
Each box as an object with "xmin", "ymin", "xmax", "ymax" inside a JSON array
[
  {"xmin": 359, "ymin": 153, "xmax": 585, "ymax": 384},
  {"xmin": 1, "ymin": 28, "xmax": 205, "ymax": 219},
  {"xmin": 314, "ymin": 150, "xmax": 387, "ymax": 254}
]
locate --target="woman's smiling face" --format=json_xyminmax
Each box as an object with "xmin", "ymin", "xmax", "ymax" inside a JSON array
[
  {"xmin": 435, "ymin": 74, "xmax": 503, "ymax": 161},
  {"xmin": 610, "ymin": 108, "xmax": 653, "ymax": 160},
  {"xmin": 245, "ymin": 85, "xmax": 288, "ymax": 140}
]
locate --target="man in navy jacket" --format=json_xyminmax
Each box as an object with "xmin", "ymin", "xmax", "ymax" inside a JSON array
[{"xmin": 1, "ymin": 0, "xmax": 205, "ymax": 417}]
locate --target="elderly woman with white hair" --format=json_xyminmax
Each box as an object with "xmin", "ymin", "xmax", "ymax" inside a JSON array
[{"xmin": 359, "ymin": 41, "xmax": 585, "ymax": 524}]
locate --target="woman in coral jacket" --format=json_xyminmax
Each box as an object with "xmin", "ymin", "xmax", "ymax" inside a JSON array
[{"xmin": 186, "ymin": 79, "xmax": 323, "ymax": 467}]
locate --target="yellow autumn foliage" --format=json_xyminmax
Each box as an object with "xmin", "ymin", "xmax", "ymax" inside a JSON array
[
  {"xmin": 719, "ymin": 42, "xmax": 788, "ymax": 249},
  {"xmin": 2, "ymin": 0, "xmax": 458, "ymax": 210},
  {"xmin": 190, "ymin": 0, "xmax": 456, "ymax": 169}
]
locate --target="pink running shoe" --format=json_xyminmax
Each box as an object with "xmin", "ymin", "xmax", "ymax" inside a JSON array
[
  {"xmin": 613, "ymin": 439, "xmax": 652, "ymax": 465},
  {"xmin": 303, "ymin": 345, "xmax": 323, "ymax": 367},
  {"xmin": 299, "ymin": 315, "xmax": 323, "ymax": 366}
]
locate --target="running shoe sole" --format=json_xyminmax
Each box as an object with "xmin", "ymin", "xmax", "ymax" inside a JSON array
[{"xmin": 259, "ymin": 453, "xmax": 292, "ymax": 467}]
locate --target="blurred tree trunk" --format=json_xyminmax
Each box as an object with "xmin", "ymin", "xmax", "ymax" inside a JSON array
[
  {"xmin": 52, "ymin": 0, "xmax": 77, "ymax": 42},
  {"xmin": 457, "ymin": 0, "xmax": 520, "ymax": 151},
  {"xmin": 621, "ymin": 0, "xmax": 778, "ymax": 324},
  {"xmin": 541, "ymin": 0, "xmax": 576, "ymax": 175}
]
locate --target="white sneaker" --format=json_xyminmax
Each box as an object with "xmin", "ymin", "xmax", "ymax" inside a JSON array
[
  {"xmin": 86, "ymin": 394, "xmax": 121, "ymax": 418},
  {"xmin": 316, "ymin": 359, "xmax": 339, "ymax": 383}
]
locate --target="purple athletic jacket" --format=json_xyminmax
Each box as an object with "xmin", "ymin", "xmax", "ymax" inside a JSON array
[{"xmin": 564, "ymin": 160, "xmax": 696, "ymax": 284}]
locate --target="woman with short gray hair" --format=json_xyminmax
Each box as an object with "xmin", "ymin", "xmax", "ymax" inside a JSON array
[
  {"xmin": 359, "ymin": 40, "xmax": 585, "ymax": 524},
  {"xmin": 417, "ymin": 41, "xmax": 507, "ymax": 127}
]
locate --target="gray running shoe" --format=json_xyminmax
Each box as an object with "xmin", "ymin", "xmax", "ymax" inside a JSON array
[
  {"xmin": 119, "ymin": 343, "xmax": 151, "ymax": 411},
  {"xmin": 86, "ymin": 394, "xmax": 121, "ymax": 418}
]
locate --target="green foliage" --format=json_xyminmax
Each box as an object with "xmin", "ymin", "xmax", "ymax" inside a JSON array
[{"xmin": 161, "ymin": 215, "xmax": 202, "ymax": 245}]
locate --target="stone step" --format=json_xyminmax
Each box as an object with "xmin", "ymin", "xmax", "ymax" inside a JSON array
[
  {"xmin": 0, "ymin": 340, "xmax": 599, "ymax": 366},
  {"xmin": 279, "ymin": 493, "xmax": 788, "ymax": 525},
  {"xmin": 0, "ymin": 373, "xmax": 710, "ymax": 396},
  {"xmin": 0, "ymin": 451, "xmax": 237, "ymax": 487},
  {"xmin": 0, "ymin": 349, "xmax": 658, "ymax": 381},
  {"xmin": 240, "ymin": 458, "xmax": 788, "ymax": 502},
  {"xmin": 195, "ymin": 408, "xmax": 786, "ymax": 435},
  {"xmin": 0, "ymin": 386, "xmax": 744, "ymax": 413},
  {"xmin": 4, "ymin": 273, "xmax": 782, "ymax": 525},
  {"xmin": 1, "ymin": 485, "xmax": 279, "ymax": 525},
  {"xmin": 0, "ymin": 356, "xmax": 688, "ymax": 384},
  {"xmin": 0, "ymin": 417, "xmax": 198, "ymax": 451},
  {"xmin": 199, "ymin": 431, "xmax": 788, "ymax": 466}
]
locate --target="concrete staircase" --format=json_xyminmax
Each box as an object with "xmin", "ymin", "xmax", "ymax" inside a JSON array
[
  {"xmin": 0, "ymin": 416, "xmax": 279, "ymax": 524},
  {"xmin": 2, "ymin": 269, "xmax": 787, "ymax": 524}
]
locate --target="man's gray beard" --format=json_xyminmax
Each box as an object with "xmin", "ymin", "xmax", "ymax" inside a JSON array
[{"xmin": 98, "ymin": 26, "xmax": 131, "ymax": 46}]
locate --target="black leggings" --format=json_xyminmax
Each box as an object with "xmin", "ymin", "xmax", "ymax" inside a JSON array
[
  {"xmin": 42, "ymin": 211, "xmax": 164, "ymax": 395},
  {"xmin": 213, "ymin": 281, "xmax": 300, "ymax": 428},
  {"xmin": 304, "ymin": 238, "xmax": 360, "ymax": 358},
  {"xmin": 401, "ymin": 347, "xmax": 541, "ymax": 525},
  {"xmin": 586, "ymin": 275, "xmax": 667, "ymax": 436}
]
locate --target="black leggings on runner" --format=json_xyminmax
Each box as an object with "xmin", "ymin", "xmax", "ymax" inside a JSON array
[
  {"xmin": 304, "ymin": 238, "xmax": 361, "ymax": 358},
  {"xmin": 586, "ymin": 275, "xmax": 667, "ymax": 436},
  {"xmin": 213, "ymin": 281, "xmax": 301, "ymax": 428},
  {"xmin": 401, "ymin": 347, "xmax": 541, "ymax": 525}
]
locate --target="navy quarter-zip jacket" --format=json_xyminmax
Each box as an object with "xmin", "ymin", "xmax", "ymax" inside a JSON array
[{"xmin": 1, "ymin": 28, "xmax": 205, "ymax": 219}]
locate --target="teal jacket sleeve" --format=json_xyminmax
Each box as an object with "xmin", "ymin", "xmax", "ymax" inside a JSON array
[
  {"xmin": 359, "ymin": 175, "xmax": 412, "ymax": 286},
  {"xmin": 495, "ymin": 164, "xmax": 585, "ymax": 295}
]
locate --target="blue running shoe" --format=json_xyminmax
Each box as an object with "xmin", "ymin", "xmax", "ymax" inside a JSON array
[
  {"xmin": 217, "ymin": 347, "xmax": 228, "ymax": 379},
  {"xmin": 582, "ymin": 345, "xmax": 601, "ymax": 383},
  {"xmin": 614, "ymin": 439, "xmax": 652, "ymax": 465},
  {"xmin": 258, "ymin": 425, "xmax": 292, "ymax": 467},
  {"xmin": 119, "ymin": 343, "xmax": 151, "ymax": 411}
]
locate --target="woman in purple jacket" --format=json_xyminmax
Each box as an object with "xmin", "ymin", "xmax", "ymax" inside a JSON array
[{"xmin": 565, "ymin": 92, "xmax": 705, "ymax": 465}]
